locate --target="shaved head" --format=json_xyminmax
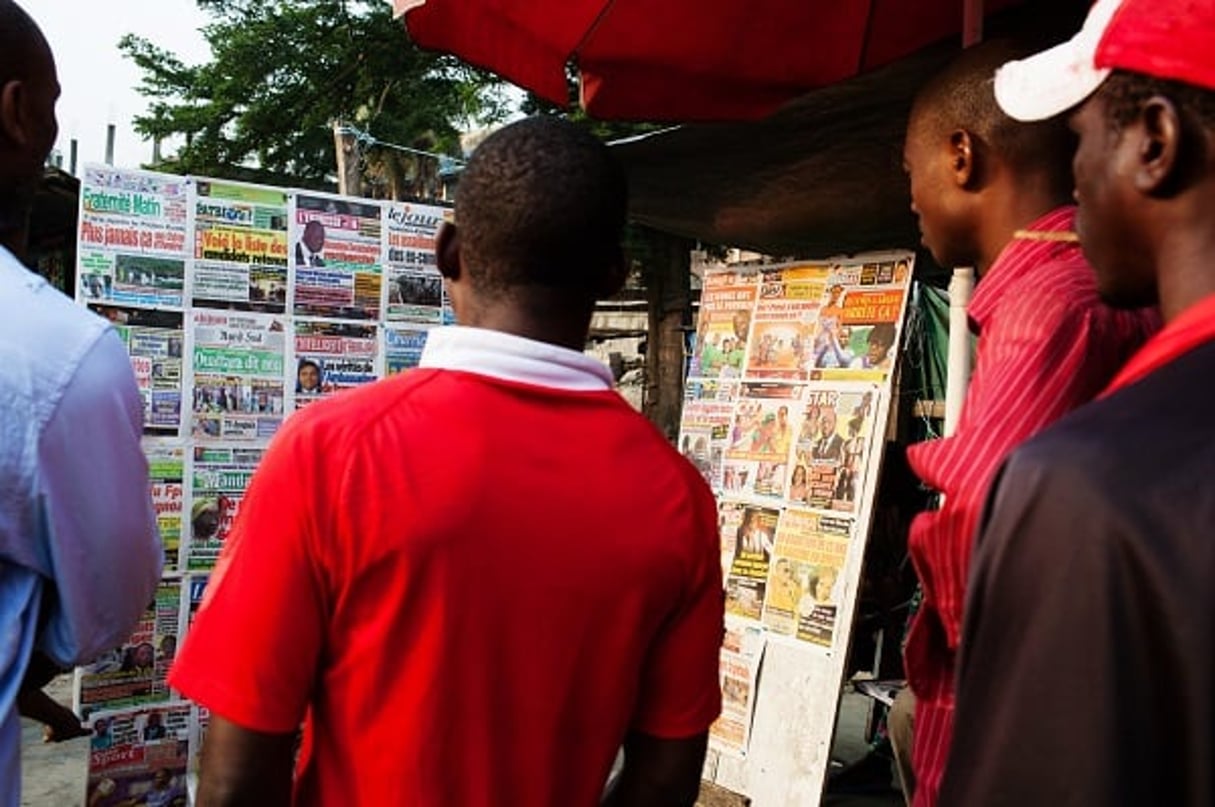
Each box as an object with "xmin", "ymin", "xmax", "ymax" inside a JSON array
[
  {"xmin": 904, "ymin": 39, "xmax": 1077, "ymax": 270},
  {"xmin": 0, "ymin": 0, "xmax": 58, "ymax": 250},
  {"xmin": 0, "ymin": 0, "xmax": 45, "ymax": 78},
  {"xmin": 910, "ymin": 39, "xmax": 1075, "ymax": 197}
]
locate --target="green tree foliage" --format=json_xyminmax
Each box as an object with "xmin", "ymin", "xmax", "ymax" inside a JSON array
[{"xmin": 120, "ymin": 0, "xmax": 510, "ymax": 190}]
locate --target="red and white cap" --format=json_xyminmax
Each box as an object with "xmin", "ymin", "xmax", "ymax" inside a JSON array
[{"xmin": 995, "ymin": 0, "xmax": 1215, "ymax": 122}]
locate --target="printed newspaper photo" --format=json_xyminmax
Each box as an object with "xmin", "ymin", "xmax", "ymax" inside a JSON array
[
  {"xmin": 688, "ymin": 271, "xmax": 757, "ymax": 380},
  {"xmin": 788, "ymin": 386, "xmax": 882, "ymax": 513},
  {"xmin": 384, "ymin": 325, "xmax": 429, "ymax": 375},
  {"xmin": 720, "ymin": 501, "xmax": 781, "ymax": 623},
  {"xmin": 744, "ymin": 265, "xmax": 829, "ymax": 381},
  {"xmin": 192, "ymin": 178, "xmax": 289, "ymax": 314},
  {"xmin": 187, "ymin": 446, "xmax": 264, "ymax": 570},
  {"xmin": 722, "ymin": 383, "xmax": 803, "ymax": 501},
  {"xmin": 384, "ymin": 201, "xmax": 449, "ymax": 324},
  {"xmin": 808, "ymin": 261, "xmax": 909, "ymax": 382},
  {"xmin": 89, "ymin": 305, "xmax": 184, "ymax": 436},
  {"xmin": 146, "ymin": 443, "xmax": 185, "ymax": 574},
  {"xmin": 190, "ymin": 310, "xmax": 287, "ymax": 441},
  {"xmin": 709, "ymin": 622, "xmax": 767, "ymax": 758},
  {"xmin": 76, "ymin": 166, "xmax": 188, "ymax": 309},
  {"xmin": 85, "ymin": 702, "xmax": 191, "ymax": 807},
  {"xmin": 761, "ymin": 508, "xmax": 852, "ymax": 648},
  {"xmin": 292, "ymin": 193, "xmax": 384, "ymax": 321},
  {"xmin": 75, "ymin": 581, "xmax": 181, "ymax": 719},
  {"xmin": 292, "ymin": 320, "xmax": 379, "ymax": 408}
]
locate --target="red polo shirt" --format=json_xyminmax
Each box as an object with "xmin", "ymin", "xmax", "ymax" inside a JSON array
[
  {"xmin": 170, "ymin": 326, "xmax": 723, "ymax": 807},
  {"xmin": 904, "ymin": 207, "xmax": 1159, "ymax": 806}
]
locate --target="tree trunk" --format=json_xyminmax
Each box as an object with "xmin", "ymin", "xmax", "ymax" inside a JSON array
[{"xmin": 640, "ymin": 228, "xmax": 693, "ymax": 442}]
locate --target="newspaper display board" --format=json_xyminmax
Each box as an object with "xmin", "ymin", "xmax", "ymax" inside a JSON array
[
  {"xmin": 681, "ymin": 254, "xmax": 913, "ymax": 802},
  {"xmin": 72, "ymin": 165, "xmax": 452, "ymax": 804}
]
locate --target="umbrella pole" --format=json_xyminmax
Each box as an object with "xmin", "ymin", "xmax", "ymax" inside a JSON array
[{"xmin": 963, "ymin": 0, "xmax": 984, "ymax": 47}]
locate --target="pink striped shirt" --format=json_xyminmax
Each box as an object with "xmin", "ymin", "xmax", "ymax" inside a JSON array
[{"xmin": 904, "ymin": 206, "xmax": 1159, "ymax": 807}]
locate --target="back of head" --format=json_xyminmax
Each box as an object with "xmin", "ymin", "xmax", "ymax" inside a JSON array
[
  {"xmin": 911, "ymin": 38, "xmax": 1076, "ymax": 197},
  {"xmin": 455, "ymin": 116, "xmax": 628, "ymax": 306},
  {"xmin": 0, "ymin": 1, "xmax": 56, "ymax": 243}
]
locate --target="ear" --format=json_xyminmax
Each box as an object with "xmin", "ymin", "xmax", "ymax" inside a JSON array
[
  {"xmin": 593, "ymin": 246, "xmax": 629, "ymax": 299},
  {"xmin": 435, "ymin": 222, "xmax": 460, "ymax": 281},
  {"xmin": 0, "ymin": 79, "xmax": 26, "ymax": 145},
  {"xmin": 948, "ymin": 129, "xmax": 976, "ymax": 188},
  {"xmin": 1134, "ymin": 95, "xmax": 1182, "ymax": 194}
]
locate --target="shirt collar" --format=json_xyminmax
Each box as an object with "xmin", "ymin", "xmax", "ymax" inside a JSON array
[
  {"xmin": 1103, "ymin": 292, "xmax": 1215, "ymax": 396},
  {"xmin": 0, "ymin": 245, "xmax": 39, "ymax": 288},
  {"xmin": 968, "ymin": 206, "xmax": 1079, "ymax": 330},
  {"xmin": 418, "ymin": 326, "xmax": 614, "ymax": 391}
]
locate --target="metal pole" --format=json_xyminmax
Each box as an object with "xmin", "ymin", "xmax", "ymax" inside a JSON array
[
  {"xmin": 963, "ymin": 0, "xmax": 984, "ymax": 47},
  {"xmin": 945, "ymin": 267, "xmax": 974, "ymax": 436},
  {"xmin": 104, "ymin": 124, "xmax": 116, "ymax": 166}
]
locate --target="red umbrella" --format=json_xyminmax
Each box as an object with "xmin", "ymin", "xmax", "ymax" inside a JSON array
[{"xmin": 394, "ymin": 0, "xmax": 1021, "ymax": 121}]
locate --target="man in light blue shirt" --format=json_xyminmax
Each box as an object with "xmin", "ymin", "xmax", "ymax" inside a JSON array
[{"xmin": 0, "ymin": 3, "xmax": 163, "ymax": 803}]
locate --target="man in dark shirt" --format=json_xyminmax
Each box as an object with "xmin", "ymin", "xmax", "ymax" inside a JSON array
[{"xmin": 941, "ymin": 1, "xmax": 1215, "ymax": 804}]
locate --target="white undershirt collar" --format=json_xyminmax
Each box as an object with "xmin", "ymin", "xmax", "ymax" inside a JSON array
[{"xmin": 419, "ymin": 326, "xmax": 613, "ymax": 391}]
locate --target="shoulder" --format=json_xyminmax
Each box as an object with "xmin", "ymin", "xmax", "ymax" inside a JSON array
[
  {"xmin": 1000, "ymin": 248, "xmax": 1100, "ymax": 321},
  {"xmin": 0, "ymin": 255, "xmax": 111, "ymax": 426},
  {"xmin": 984, "ymin": 397, "xmax": 1147, "ymax": 551},
  {"xmin": 277, "ymin": 369, "xmax": 444, "ymax": 452}
]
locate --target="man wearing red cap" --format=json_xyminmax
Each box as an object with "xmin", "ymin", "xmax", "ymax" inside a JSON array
[{"xmin": 942, "ymin": 1, "xmax": 1215, "ymax": 804}]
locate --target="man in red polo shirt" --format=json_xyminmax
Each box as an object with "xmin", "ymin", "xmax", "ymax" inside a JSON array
[
  {"xmin": 897, "ymin": 39, "xmax": 1159, "ymax": 806},
  {"xmin": 170, "ymin": 117, "xmax": 723, "ymax": 807},
  {"xmin": 942, "ymin": 1, "xmax": 1215, "ymax": 803}
]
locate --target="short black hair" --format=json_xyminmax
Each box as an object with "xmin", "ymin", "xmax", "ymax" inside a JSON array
[
  {"xmin": 912, "ymin": 39, "xmax": 1076, "ymax": 193},
  {"xmin": 456, "ymin": 116, "xmax": 627, "ymax": 299},
  {"xmin": 1098, "ymin": 70, "xmax": 1215, "ymax": 132}
]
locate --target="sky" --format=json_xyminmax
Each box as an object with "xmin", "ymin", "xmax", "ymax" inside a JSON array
[{"xmin": 22, "ymin": 0, "xmax": 212, "ymax": 170}]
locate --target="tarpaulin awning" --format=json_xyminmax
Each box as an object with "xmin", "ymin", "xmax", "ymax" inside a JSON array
[
  {"xmin": 395, "ymin": 0, "xmax": 1026, "ymax": 121},
  {"xmin": 606, "ymin": 1, "xmax": 1089, "ymax": 269}
]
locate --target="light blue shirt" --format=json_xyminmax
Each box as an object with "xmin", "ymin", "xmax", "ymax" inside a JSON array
[{"xmin": 0, "ymin": 246, "xmax": 162, "ymax": 805}]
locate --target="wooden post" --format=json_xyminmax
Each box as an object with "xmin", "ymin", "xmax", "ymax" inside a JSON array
[
  {"xmin": 333, "ymin": 121, "xmax": 363, "ymax": 197},
  {"xmin": 640, "ymin": 228, "xmax": 692, "ymax": 442}
]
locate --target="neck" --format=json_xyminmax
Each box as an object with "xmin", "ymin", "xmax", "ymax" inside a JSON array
[
  {"xmin": 973, "ymin": 179, "xmax": 1069, "ymax": 277},
  {"xmin": 1152, "ymin": 209, "xmax": 1215, "ymax": 323},
  {"xmin": 459, "ymin": 300, "xmax": 593, "ymax": 353}
]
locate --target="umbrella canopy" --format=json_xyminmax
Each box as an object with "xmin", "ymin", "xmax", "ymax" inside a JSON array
[{"xmin": 395, "ymin": 0, "xmax": 1025, "ymax": 121}]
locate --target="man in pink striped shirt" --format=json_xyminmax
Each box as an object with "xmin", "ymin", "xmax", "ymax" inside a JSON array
[{"xmin": 897, "ymin": 40, "xmax": 1159, "ymax": 806}]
